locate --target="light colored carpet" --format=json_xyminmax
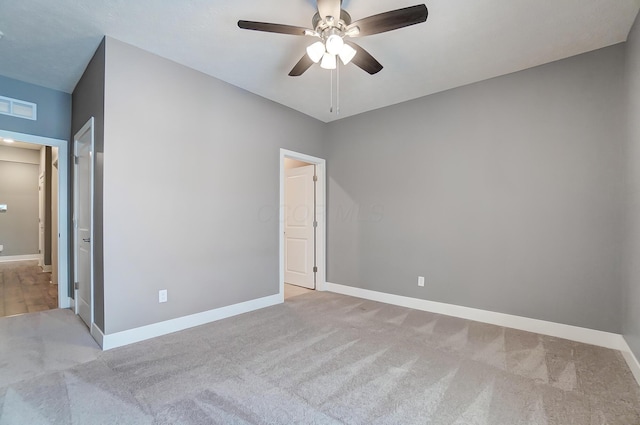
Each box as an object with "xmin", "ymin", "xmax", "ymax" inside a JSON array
[
  {"xmin": 0, "ymin": 291, "xmax": 639, "ymax": 424},
  {"xmin": 0, "ymin": 309, "xmax": 101, "ymax": 389}
]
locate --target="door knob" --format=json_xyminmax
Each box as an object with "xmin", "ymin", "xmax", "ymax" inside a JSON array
[{"xmin": 83, "ymin": 238, "xmax": 91, "ymax": 243}]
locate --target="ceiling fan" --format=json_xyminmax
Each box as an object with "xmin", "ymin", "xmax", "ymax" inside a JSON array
[{"xmin": 238, "ymin": 0, "xmax": 428, "ymax": 76}]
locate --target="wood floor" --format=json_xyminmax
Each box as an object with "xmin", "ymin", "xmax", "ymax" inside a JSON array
[
  {"xmin": 0, "ymin": 260, "xmax": 57, "ymax": 317},
  {"xmin": 284, "ymin": 283, "xmax": 313, "ymax": 299}
]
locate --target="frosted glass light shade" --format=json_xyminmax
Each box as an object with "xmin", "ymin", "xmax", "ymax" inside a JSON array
[
  {"xmin": 338, "ymin": 44, "xmax": 357, "ymax": 65},
  {"xmin": 320, "ymin": 52, "xmax": 337, "ymax": 70},
  {"xmin": 325, "ymin": 34, "xmax": 344, "ymax": 55},
  {"xmin": 306, "ymin": 41, "xmax": 325, "ymax": 63}
]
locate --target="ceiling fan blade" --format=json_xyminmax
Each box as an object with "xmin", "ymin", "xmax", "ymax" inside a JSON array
[
  {"xmin": 345, "ymin": 41, "xmax": 383, "ymax": 75},
  {"xmin": 347, "ymin": 4, "xmax": 428, "ymax": 37},
  {"xmin": 289, "ymin": 55, "xmax": 315, "ymax": 76},
  {"xmin": 317, "ymin": 0, "xmax": 341, "ymax": 20},
  {"xmin": 238, "ymin": 20, "xmax": 309, "ymax": 36}
]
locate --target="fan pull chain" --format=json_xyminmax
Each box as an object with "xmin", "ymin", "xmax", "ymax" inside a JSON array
[
  {"xmin": 328, "ymin": 64, "xmax": 341, "ymax": 115},
  {"xmin": 329, "ymin": 69, "xmax": 333, "ymax": 113},
  {"xmin": 336, "ymin": 61, "xmax": 340, "ymax": 115},
  {"xmin": 327, "ymin": 63, "xmax": 342, "ymax": 115}
]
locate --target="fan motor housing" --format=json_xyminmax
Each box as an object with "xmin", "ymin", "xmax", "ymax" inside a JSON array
[{"xmin": 312, "ymin": 10, "xmax": 352, "ymax": 31}]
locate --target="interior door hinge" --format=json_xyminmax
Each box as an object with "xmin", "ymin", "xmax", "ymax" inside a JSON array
[
  {"xmin": 74, "ymin": 156, "xmax": 79, "ymax": 165},
  {"xmin": 313, "ymin": 175, "xmax": 318, "ymax": 182},
  {"xmin": 74, "ymin": 281, "xmax": 79, "ymax": 290},
  {"xmin": 313, "ymin": 221, "xmax": 318, "ymax": 228},
  {"xmin": 313, "ymin": 266, "xmax": 318, "ymax": 273}
]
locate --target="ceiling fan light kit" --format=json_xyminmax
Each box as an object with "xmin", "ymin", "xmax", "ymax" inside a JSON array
[
  {"xmin": 338, "ymin": 43, "xmax": 357, "ymax": 65},
  {"xmin": 238, "ymin": 0, "xmax": 428, "ymax": 77},
  {"xmin": 325, "ymin": 32, "xmax": 344, "ymax": 55},
  {"xmin": 321, "ymin": 52, "xmax": 337, "ymax": 70},
  {"xmin": 307, "ymin": 41, "xmax": 326, "ymax": 63}
]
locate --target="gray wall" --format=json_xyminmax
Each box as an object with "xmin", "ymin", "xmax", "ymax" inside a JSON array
[
  {"xmin": 0, "ymin": 159, "xmax": 39, "ymax": 256},
  {"xmin": 72, "ymin": 39, "xmax": 106, "ymax": 331},
  {"xmin": 61, "ymin": 31, "xmax": 636, "ymax": 341},
  {"xmin": 624, "ymin": 15, "xmax": 640, "ymax": 360},
  {"xmin": 0, "ymin": 75, "xmax": 71, "ymax": 141},
  {"xmin": 102, "ymin": 38, "xmax": 326, "ymax": 334},
  {"xmin": 326, "ymin": 44, "xmax": 627, "ymax": 333}
]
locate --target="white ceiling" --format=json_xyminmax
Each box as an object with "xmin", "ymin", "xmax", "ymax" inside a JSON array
[
  {"xmin": 0, "ymin": 0, "xmax": 638, "ymax": 123},
  {"xmin": 0, "ymin": 138, "xmax": 41, "ymax": 150}
]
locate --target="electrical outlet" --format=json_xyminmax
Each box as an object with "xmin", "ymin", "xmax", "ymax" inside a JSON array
[
  {"xmin": 418, "ymin": 276, "xmax": 425, "ymax": 287},
  {"xmin": 159, "ymin": 289, "xmax": 168, "ymax": 303}
]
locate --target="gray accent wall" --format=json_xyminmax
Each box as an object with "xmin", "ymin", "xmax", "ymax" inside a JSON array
[
  {"xmin": 325, "ymin": 45, "xmax": 627, "ymax": 333},
  {"xmin": 102, "ymin": 38, "xmax": 325, "ymax": 334},
  {"xmin": 0, "ymin": 160, "xmax": 39, "ymax": 256},
  {"xmin": 0, "ymin": 75, "xmax": 71, "ymax": 141},
  {"xmin": 624, "ymin": 15, "xmax": 640, "ymax": 360},
  {"xmin": 72, "ymin": 39, "xmax": 106, "ymax": 331}
]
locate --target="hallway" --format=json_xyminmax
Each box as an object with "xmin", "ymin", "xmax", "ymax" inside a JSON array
[{"xmin": 0, "ymin": 261, "xmax": 57, "ymax": 317}]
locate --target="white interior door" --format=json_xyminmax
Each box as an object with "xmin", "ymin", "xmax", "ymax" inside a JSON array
[
  {"xmin": 284, "ymin": 164, "xmax": 316, "ymax": 289},
  {"xmin": 74, "ymin": 120, "xmax": 93, "ymax": 327}
]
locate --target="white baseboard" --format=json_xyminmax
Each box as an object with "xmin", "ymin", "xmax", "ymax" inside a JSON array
[
  {"xmin": 90, "ymin": 322, "xmax": 105, "ymax": 348},
  {"xmin": 0, "ymin": 254, "xmax": 40, "ymax": 263},
  {"xmin": 620, "ymin": 338, "xmax": 640, "ymax": 387},
  {"xmin": 100, "ymin": 294, "xmax": 281, "ymax": 350},
  {"xmin": 325, "ymin": 282, "xmax": 626, "ymax": 351}
]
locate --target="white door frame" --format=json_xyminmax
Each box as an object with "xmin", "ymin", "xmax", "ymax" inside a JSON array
[
  {"xmin": 0, "ymin": 129, "xmax": 71, "ymax": 308},
  {"xmin": 279, "ymin": 149, "xmax": 327, "ymax": 301},
  {"xmin": 38, "ymin": 171, "xmax": 45, "ymax": 269},
  {"xmin": 73, "ymin": 117, "xmax": 95, "ymax": 325}
]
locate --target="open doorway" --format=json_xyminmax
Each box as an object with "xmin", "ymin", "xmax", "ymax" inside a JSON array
[
  {"xmin": 0, "ymin": 140, "xmax": 58, "ymax": 315},
  {"xmin": 279, "ymin": 149, "xmax": 326, "ymax": 302},
  {"xmin": 0, "ymin": 129, "xmax": 71, "ymax": 314}
]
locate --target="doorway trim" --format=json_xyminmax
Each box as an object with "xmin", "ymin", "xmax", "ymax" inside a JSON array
[
  {"xmin": 73, "ymin": 117, "xmax": 95, "ymax": 325},
  {"xmin": 0, "ymin": 129, "xmax": 71, "ymax": 308},
  {"xmin": 279, "ymin": 149, "xmax": 326, "ymax": 301}
]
